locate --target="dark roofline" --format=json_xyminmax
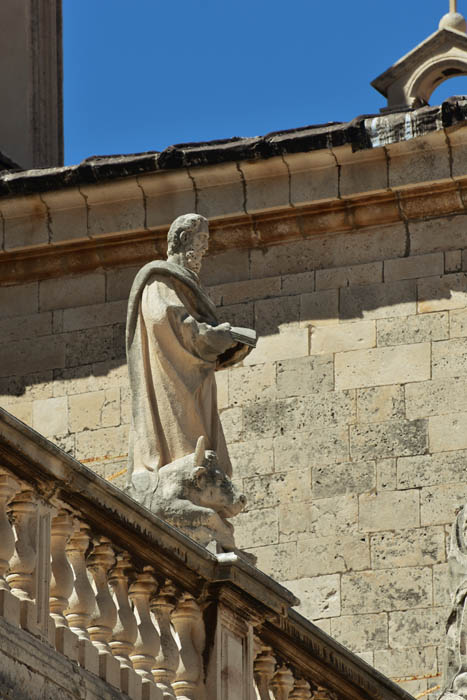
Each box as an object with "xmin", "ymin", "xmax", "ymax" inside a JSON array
[{"xmin": 1, "ymin": 98, "xmax": 467, "ymax": 199}]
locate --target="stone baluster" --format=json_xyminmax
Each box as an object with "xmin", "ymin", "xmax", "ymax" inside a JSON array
[
  {"xmin": 109, "ymin": 551, "xmax": 140, "ymax": 697},
  {"xmin": 151, "ymin": 580, "xmax": 179, "ymax": 699},
  {"xmin": 7, "ymin": 489, "xmax": 39, "ymax": 633},
  {"xmin": 87, "ymin": 537, "xmax": 120, "ymax": 688},
  {"xmin": 290, "ymin": 679, "xmax": 312, "ymax": 699},
  {"xmin": 50, "ymin": 510, "xmax": 75, "ymax": 627},
  {"xmin": 0, "ymin": 473, "xmax": 20, "ymax": 626},
  {"xmin": 65, "ymin": 522, "xmax": 99, "ymax": 674},
  {"xmin": 271, "ymin": 665, "xmax": 295, "ymax": 700},
  {"xmin": 254, "ymin": 646, "xmax": 275, "ymax": 700},
  {"xmin": 129, "ymin": 566, "xmax": 163, "ymax": 700},
  {"xmin": 171, "ymin": 592, "xmax": 205, "ymax": 700}
]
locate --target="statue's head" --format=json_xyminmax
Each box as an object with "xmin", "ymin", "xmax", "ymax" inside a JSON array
[{"xmin": 167, "ymin": 213, "xmax": 209, "ymax": 274}]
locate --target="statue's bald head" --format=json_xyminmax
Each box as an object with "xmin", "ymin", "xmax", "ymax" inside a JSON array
[{"xmin": 167, "ymin": 214, "xmax": 209, "ymax": 256}]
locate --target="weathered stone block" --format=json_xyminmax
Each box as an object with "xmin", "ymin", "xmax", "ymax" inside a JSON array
[
  {"xmin": 241, "ymin": 156, "xmax": 290, "ymax": 213},
  {"xmin": 281, "ymin": 270, "xmax": 315, "ymax": 296},
  {"xmin": 243, "ymin": 327, "xmax": 309, "ymax": 365},
  {"xmin": 384, "ymin": 253, "xmax": 443, "ymax": 281},
  {"xmin": 41, "ymin": 188, "xmax": 87, "ymax": 245},
  {"xmin": 2, "ymin": 195, "xmax": 49, "ymax": 250},
  {"xmin": 282, "ymin": 574, "xmax": 341, "ymax": 619},
  {"xmin": 420, "ymin": 483, "xmax": 467, "ymax": 526},
  {"xmin": 300, "ymin": 289, "xmax": 339, "ymax": 326},
  {"xmin": 450, "ymin": 307, "xmax": 467, "ymax": 337},
  {"xmin": 229, "ymin": 438, "xmax": 274, "ymax": 479},
  {"xmin": 32, "ymin": 396, "xmax": 67, "ymax": 437},
  {"xmin": 7, "ymin": 401, "xmax": 33, "ymax": 426},
  {"xmin": 432, "ymin": 338, "xmax": 467, "ymax": 378},
  {"xmin": 255, "ymin": 295, "xmax": 300, "ymax": 336},
  {"xmin": 273, "ymin": 435, "xmax": 318, "ymax": 471},
  {"xmin": 359, "ymin": 490, "xmax": 420, "ymax": 532},
  {"xmin": 330, "ymin": 613, "xmax": 388, "ymax": 652},
  {"xmin": 312, "ymin": 460, "xmax": 375, "ymax": 499},
  {"xmin": 286, "ymin": 150, "xmax": 338, "ymax": 205},
  {"xmin": 310, "ymin": 321, "xmax": 375, "ymax": 355},
  {"xmin": 248, "ymin": 542, "xmax": 298, "ymax": 581},
  {"xmin": 341, "ymin": 567, "xmax": 432, "ymax": 614},
  {"xmin": 406, "ymin": 378, "xmax": 467, "ymax": 419},
  {"xmin": 297, "ymin": 535, "xmax": 370, "ymax": 576},
  {"xmin": 234, "ymin": 507, "xmax": 279, "ymax": 548},
  {"xmin": 53, "ymin": 360, "xmax": 127, "ymax": 397},
  {"xmin": 309, "ymin": 494, "xmax": 359, "ymax": 536},
  {"xmin": 0, "ymin": 336, "xmax": 65, "ymax": 377},
  {"xmin": 75, "ymin": 424, "xmax": 129, "ymax": 461},
  {"xmin": 0, "ymin": 312, "xmax": 52, "ymax": 344},
  {"xmin": 39, "ymin": 273, "xmax": 105, "ymax": 311},
  {"xmin": 398, "ymin": 450, "xmax": 467, "ymax": 489},
  {"xmin": 68, "ymin": 389, "xmax": 120, "ymax": 432},
  {"xmin": 219, "ymin": 406, "xmax": 243, "ymax": 442},
  {"xmin": 0, "ymin": 372, "xmax": 54, "ymax": 406},
  {"xmin": 277, "ymin": 391, "xmax": 355, "ymax": 434},
  {"xmin": 62, "ymin": 301, "xmax": 126, "ymax": 332},
  {"xmin": 64, "ymin": 327, "xmax": 114, "ymax": 368},
  {"xmin": 228, "ymin": 363, "xmax": 276, "ymax": 407},
  {"xmin": 192, "ymin": 162, "xmax": 245, "ymax": 219},
  {"xmin": 418, "ymin": 273, "xmax": 467, "ymax": 312},
  {"xmin": 350, "ymin": 419, "xmax": 428, "ymax": 460},
  {"xmin": 279, "ymin": 502, "xmax": 312, "ymax": 540},
  {"xmin": 81, "ymin": 179, "xmax": 145, "ymax": 238},
  {"xmin": 445, "ymin": 249, "xmax": 462, "ymax": 273},
  {"xmin": 276, "ymin": 355, "xmax": 333, "ymax": 397},
  {"xmin": 376, "ymin": 459, "xmax": 397, "ymax": 491},
  {"xmin": 0, "ymin": 283, "xmax": 38, "ymax": 319},
  {"xmin": 336, "ymin": 343, "xmax": 430, "ymax": 390},
  {"xmin": 373, "ymin": 646, "xmax": 437, "ymax": 679},
  {"xmin": 388, "ymin": 607, "xmax": 447, "ymax": 649},
  {"xmin": 340, "ymin": 279, "xmax": 416, "ymax": 321},
  {"xmin": 430, "ymin": 412, "xmax": 467, "ymax": 452},
  {"xmin": 243, "ymin": 469, "xmax": 312, "ymax": 510},
  {"xmin": 241, "ymin": 401, "xmax": 276, "ymax": 438},
  {"xmin": 357, "ymin": 385, "xmax": 405, "ymax": 424},
  {"xmin": 211, "ymin": 277, "xmax": 281, "ymax": 307},
  {"xmin": 371, "ymin": 527, "xmax": 445, "ymax": 569},
  {"xmin": 434, "ymin": 563, "xmax": 450, "ymax": 607},
  {"xmin": 315, "ymin": 262, "xmax": 382, "ymax": 290},
  {"xmin": 215, "ymin": 369, "xmax": 229, "ymax": 410},
  {"xmin": 410, "ymin": 216, "xmax": 467, "ymax": 256},
  {"xmin": 376, "ymin": 312, "xmax": 448, "ymax": 346},
  {"xmin": 216, "ymin": 301, "xmax": 254, "ymax": 328},
  {"xmin": 105, "ymin": 266, "xmax": 140, "ymax": 301},
  {"xmin": 200, "ymin": 248, "xmax": 250, "ymax": 286}
]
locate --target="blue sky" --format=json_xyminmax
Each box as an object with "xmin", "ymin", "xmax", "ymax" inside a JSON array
[{"xmin": 63, "ymin": 0, "xmax": 467, "ymax": 165}]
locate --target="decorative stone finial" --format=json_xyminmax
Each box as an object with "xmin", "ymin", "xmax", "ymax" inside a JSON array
[
  {"xmin": 439, "ymin": 0, "xmax": 467, "ymax": 34},
  {"xmin": 372, "ymin": 2, "xmax": 467, "ymax": 111}
]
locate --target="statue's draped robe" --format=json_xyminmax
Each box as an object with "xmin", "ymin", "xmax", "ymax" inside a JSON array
[
  {"xmin": 126, "ymin": 261, "xmax": 249, "ymax": 482},
  {"xmin": 442, "ymin": 507, "xmax": 467, "ymax": 698}
]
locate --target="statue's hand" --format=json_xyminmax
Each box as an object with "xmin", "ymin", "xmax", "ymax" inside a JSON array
[{"xmin": 210, "ymin": 322, "xmax": 237, "ymax": 349}]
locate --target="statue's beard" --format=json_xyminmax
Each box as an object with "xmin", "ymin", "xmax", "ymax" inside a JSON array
[{"xmin": 185, "ymin": 249, "xmax": 202, "ymax": 274}]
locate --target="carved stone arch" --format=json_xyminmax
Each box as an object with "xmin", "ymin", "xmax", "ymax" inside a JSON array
[{"xmin": 408, "ymin": 55, "xmax": 467, "ymax": 106}]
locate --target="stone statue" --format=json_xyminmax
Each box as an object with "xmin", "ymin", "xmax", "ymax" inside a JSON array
[
  {"xmin": 440, "ymin": 506, "xmax": 467, "ymax": 700},
  {"xmin": 125, "ymin": 213, "xmax": 255, "ymax": 550}
]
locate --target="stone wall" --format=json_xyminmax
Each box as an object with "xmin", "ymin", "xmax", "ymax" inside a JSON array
[{"xmin": 3, "ymin": 212, "xmax": 467, "ymax": 697}]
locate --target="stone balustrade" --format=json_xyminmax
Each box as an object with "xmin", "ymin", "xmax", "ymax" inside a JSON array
[{"xmin": 0, "ymin": 407, "xmax": 413, "ymax": 700}]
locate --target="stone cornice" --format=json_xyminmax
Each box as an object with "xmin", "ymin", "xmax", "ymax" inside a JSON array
[{"xmin": 1, "ymin": 173, "xmax": 467, "ymax": 286}]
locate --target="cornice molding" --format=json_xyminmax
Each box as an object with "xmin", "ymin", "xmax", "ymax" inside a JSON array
[{"xmin": 1, "ymin": 175, "xmax": 466, "ymax": 286}]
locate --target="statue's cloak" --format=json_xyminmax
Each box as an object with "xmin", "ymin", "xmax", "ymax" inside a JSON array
[{"xmin": 126, "ymin": 261, "xmax": 248, "ymax": 482}]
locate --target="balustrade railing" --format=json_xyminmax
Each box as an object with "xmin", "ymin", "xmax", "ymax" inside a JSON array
[{"xmin": 0, "ymin": 407, "xmax": 413, "ymax": 700}]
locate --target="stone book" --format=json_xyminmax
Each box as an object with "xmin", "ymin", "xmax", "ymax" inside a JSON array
[{"xmin": 230, "ymin": 326, "xmax": 257, "ymax": 347}]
